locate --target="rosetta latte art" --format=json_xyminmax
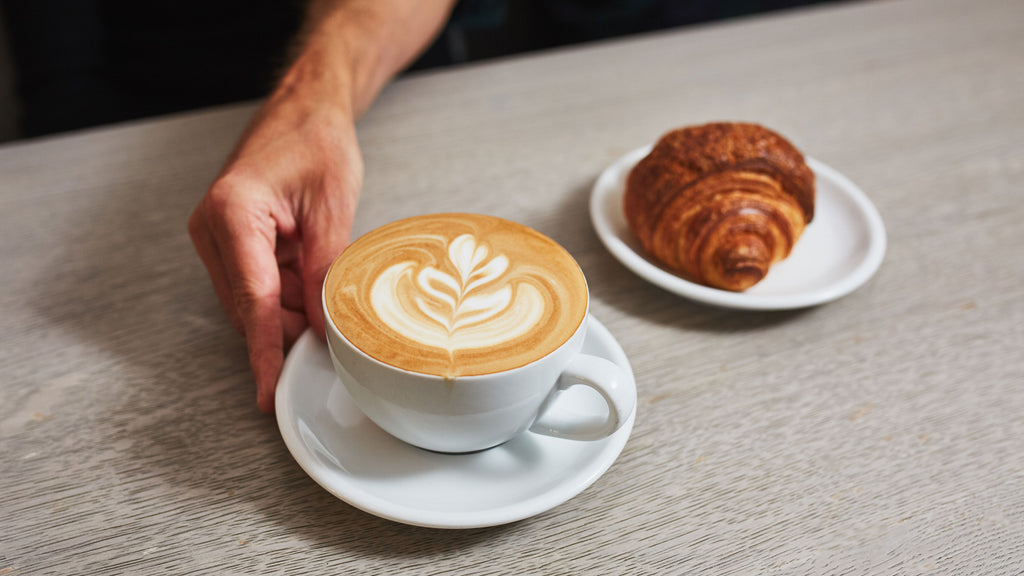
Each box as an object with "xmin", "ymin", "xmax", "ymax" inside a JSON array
[
  {"xmin": 324, "ymin": 213, "xmax": 588, "ymax": 378},
  {"xmin": 370, "ymin": 234, "xmax": 545, "ymax": 352}
]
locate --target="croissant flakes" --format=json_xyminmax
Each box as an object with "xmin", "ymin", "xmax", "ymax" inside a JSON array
[{"xmin": 624, "ymin": 122, "xmax": 815, "ymax": 291}]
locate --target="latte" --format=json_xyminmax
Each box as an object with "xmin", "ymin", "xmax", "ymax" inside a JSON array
[{"xmin": 324, "ymin": 213, "xmax": 588, "ymax": 378}]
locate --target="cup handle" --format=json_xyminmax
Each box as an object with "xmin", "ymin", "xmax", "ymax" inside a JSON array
[{"xmin": 529, "ymin": 354, "xmax": 636, "ymax": 441}]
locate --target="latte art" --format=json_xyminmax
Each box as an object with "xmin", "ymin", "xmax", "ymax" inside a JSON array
[
  {"xmin": 325, "ymin": 214, "xmax": 588, "ymax": 378},
  {"xmin": 371, "ymin": 234, "xmax": 545, "ymax": 351}
]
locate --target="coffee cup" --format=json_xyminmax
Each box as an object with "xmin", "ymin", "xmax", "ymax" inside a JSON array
[{"xmin": 322, "ymin": 213, "xmax": 635, "ymax": 453}]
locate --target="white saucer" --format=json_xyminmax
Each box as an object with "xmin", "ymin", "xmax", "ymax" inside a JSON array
[
  {"xmin": 590, "ymin": 145, "xmax": 887, "ymax": 310},
  {"xmin": 275, "ymin": 316, "xmax": 636, "ymax": 529}
]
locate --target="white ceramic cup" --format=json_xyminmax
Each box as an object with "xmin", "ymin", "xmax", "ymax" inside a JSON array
[{"xmin": 322, "ymin": 294, "xmax": 635, "ymax": 453}]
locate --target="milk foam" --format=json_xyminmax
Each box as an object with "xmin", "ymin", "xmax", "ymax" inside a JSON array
[
  {"xmin": 370, "ymin": 234, "xmax": 545, "ymax": 351},
  {"xmin": 325, "ymin": 214, "xmax": 588, "ymax": 378}
]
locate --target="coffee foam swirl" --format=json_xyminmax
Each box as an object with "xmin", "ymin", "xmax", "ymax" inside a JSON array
[
  {"xmin": 325, "ymin": 214, "xmax": 588, "ymax": 378},
  {"xmin": 371, "ymin": 234, "xmax": 545, "ymax": 350}
]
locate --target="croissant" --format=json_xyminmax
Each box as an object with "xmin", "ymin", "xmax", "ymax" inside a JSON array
[{"xmin": 624, "ymin": 122, "xmax": 815, "ymax": 291}]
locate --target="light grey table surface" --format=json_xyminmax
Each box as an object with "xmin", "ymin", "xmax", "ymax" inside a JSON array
[{"xmin": 2, "ymin": 0, "xmax": 1023, "ymax": 573}]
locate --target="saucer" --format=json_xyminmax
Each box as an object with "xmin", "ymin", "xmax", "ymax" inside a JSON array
[
  {"xmin": 590, "ymin": 145, "xmax": 887, "ymax": 310},
  {"xmin": 275, "ymin": 316, "xmax": 637, "ymax": 529}
]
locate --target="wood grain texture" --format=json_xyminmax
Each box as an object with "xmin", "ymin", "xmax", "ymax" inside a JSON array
[{"xmin": 2, "ymin": 0, "xmax": 1023, "ymax": 573}]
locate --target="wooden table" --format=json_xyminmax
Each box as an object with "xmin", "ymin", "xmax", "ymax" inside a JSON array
[{"xmin": 3, "ymin": 0, "xmax": 1022, "ymax": 572}]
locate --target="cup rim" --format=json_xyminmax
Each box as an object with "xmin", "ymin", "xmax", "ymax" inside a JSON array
[
  {"xmin": 320, "ymin": 215, "xmax": 589, "ymax": 382},
  {"xmin": 322, "ymin": 285, "xmax": 589, "ymax": 382}
]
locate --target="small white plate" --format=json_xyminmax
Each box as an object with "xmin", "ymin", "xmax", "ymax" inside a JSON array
[
  {"xmin": 590, "ymin": 145, "xmax": 887, "ymax": 310},
  {"xmin": 275, "ymin": 316, "xmax": 636, "ymax": 529}
]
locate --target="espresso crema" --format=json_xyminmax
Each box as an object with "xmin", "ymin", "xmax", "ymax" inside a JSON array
[{"xmin": 325, "ymin": 214, "xmax": 588, "ymax": 378}]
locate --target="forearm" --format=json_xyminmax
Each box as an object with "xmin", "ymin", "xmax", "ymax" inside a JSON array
[{"xmin": 279, "ymin": 0, "xmax": 456, "ymax": 119}]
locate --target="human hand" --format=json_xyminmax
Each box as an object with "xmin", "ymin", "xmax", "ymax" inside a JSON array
[
  {"xmin": 188, "ymin": 80, "xmax": 361, "ymax": 413},
  {"xmin": 189, "ymin": 0, "xmax": 455, "ymax": 413}
]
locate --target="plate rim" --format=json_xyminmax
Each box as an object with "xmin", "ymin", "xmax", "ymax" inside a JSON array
[
  {"xmin": 589, "ymin": 145, "xmax": 887, "ymax": 310},
  {"xmin": 275, "ymin": 316, "xmax": 636, "ymax": 529}
]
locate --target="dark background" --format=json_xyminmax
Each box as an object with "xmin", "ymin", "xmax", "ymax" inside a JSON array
[{"xmin": 0, "ymin": 0, "xmax": 839, "ymax": 141}]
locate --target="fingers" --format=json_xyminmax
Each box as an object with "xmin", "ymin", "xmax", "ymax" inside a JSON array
[
  {"xmin": 301, "ymin": 182, "xmax": 357, "ymax": 339},
  {"xmin": 279, "ymin": 263, "xmax": 305, "ymax": 314},
  {"xmin": 190, "ymin": 108, "xmax": 363, "ymax": 413},
  {"xmin": 280, "ymin": 255, "xmax": 308, "ymax": 349},
  {"xmin": 206, "ymin": 190, "xmax": 288, "ymax": 414},
  {"xmin": 188, "ymin": 209, "xmax": 243, "ymax": 334},
  {"xmin": 282, "ymin": 308, "xmax": 309, "ymax": 351}
]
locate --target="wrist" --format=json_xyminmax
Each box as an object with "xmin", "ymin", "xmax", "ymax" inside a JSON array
[
  {"xmin": 285, "ymin": 0, "xmax": 454, "ymax": 119},
  {"xmin": 281, "ymin": 5, "xmax": 392, "ymax": 120},
  {"xmin": 272, "ymin": 39, "xmax": 359, "ymax": 123}
]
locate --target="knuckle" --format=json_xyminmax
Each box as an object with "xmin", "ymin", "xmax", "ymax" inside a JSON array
[
  {"xmin": 203, "ymin": 176, "xmax": 273, "ymax": 232},
  {"xmin": 232, "ymin": 275, "xmax": 278, "ymax": 315},
  {"xmin": 204, "ymin": 179, "xmax": 243, "ymax": 216},
  {"xmin": 187, "ymin": 207, "xmax": 206, "ymax": 238},
  {"xmin": 186, "ymin": 209, "xmax": 202, "ymax": 239}
]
